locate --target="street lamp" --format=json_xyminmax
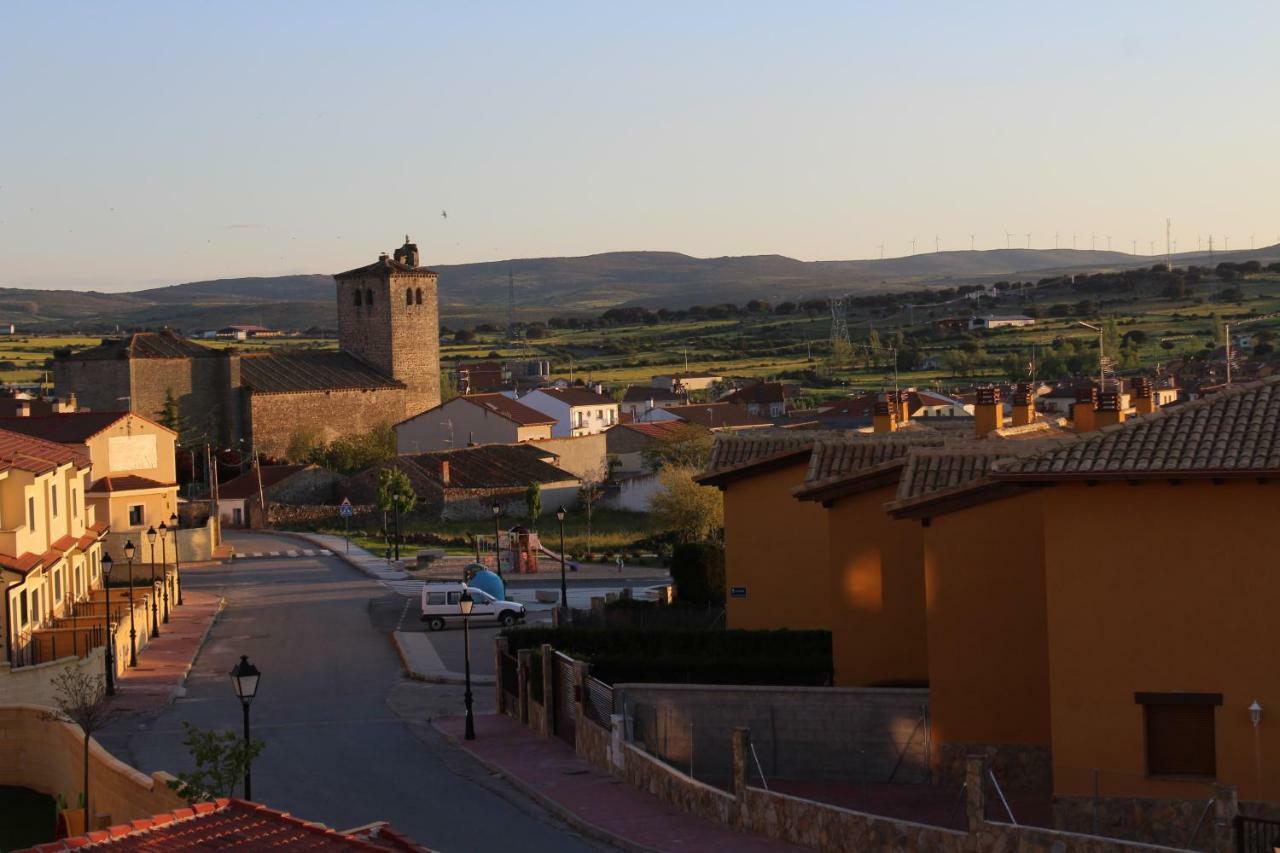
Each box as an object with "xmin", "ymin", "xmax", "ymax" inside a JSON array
[
  {"xmin": 460, "ymin": 588, "xmax": 476, "ymax": 741},
  {"xmin": 170, "ymin": 512, "xmax": 183, "ymax": 606},
  {"xmin": 491, "ymin": 501, "xmax": 502, "ymax": 578},
  {"xmin": 158, "ymin": 520, "xmax": 170, "ymax": 624},
  {"xmin": 101, "ymin": 552, "xmax": 115, "ymax": 695},
  {"xmin": 556, "ymin": 506, "xmax": 568, "ymax": 614},
  {"xmin": 1250, "ymin": 701, "xmax": 1264, "ymax": 728},
  {"xmin": 145, "ymin": 526, "xmax": 159, "ymax": 638},
  {"xmin": 123, "ymin": 539, "xmax": 138, "ymax": 666},
  {"xmin": 229, "ymin": 655, "xmax": 261, "ymax": 800}
]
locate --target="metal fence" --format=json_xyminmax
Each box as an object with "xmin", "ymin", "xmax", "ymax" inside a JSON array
[
  {"xmin": 584, "ymin": 676, "xmax": 614, "ymax": 729},
  {"xmin": 500, "ymin": 652, "xmax": 519, "ymax": 712},
  {"xmin": 1236, "ymin": 814, "xmax": 1280, "ymax": 853}
]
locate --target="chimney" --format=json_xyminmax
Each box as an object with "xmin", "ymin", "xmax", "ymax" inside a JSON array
[
  {"xmin": 975, "ymin": 385, "xmax": 1003, "ymax": 436},
  {"xmin": 872, "ymin": 392, "xmax": 897, "ymax": 433},
  {"xmin": 438, "ymin": 459, "xmax": 450, "ymax": 486},
  {"xmin": 1072, "ymin": 386, "xmax": 1098, "ymax": 433},
  {"xmin": 1011, "ymin": 382, "xmax": 1036, "ymax": 427},
  {"xmin": 1132, "ymin": 377, "xmax": 1157, "ymax": 415},
  {"xmin": 1095, "ymin": 390, "xmax": 1125, "ymax": 428},
  {"xmin": 896, "ymin": 390, "xmax": 911, "ymax": 426}
]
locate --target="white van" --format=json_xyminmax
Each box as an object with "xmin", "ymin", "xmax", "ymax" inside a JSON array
[{"xmin": 419, "ymin": 582, "xmax": 527, "ymax": 631}]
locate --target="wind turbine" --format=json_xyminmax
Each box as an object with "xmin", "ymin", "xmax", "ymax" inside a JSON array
[
  {"xmin": 1149, "ymin": 240, "xmax": 1155, "ymax": 255},
  {"xmin": 1225, "ymin": 236, "xmax": 1231, "ymax": 251},
  {"xmin": 1131, "ymin": 239, "xmax": 1137, "ymax": 255},
  {"xmin": 910, "ymin": 237, "xmax": 918, "ymax": 255},
  {"xmin": 1251, "ymin": 234, "xmax": 1256, "ymax": 250},
  {"xmin": 877, "ymin": 242, "xmax": 885, "ymax": 260},
  {"xmin": 1005, "ymin": 231, "xmax": 1012, "ymax": 249},
  {"xmin": 1106, "ymin": 236, "xmax": 1112, "ymax": 251},
  {"xmin": 935, "ymin": 235, "xmax": 941, "ymax": 253},
  {"xmin": 1025, "ymin": 233, "xmax": 1031, "ymax": 249},
  {"xmin": 969, "ymin": 234, "xmax": 976, "ymax": 251},
  {"xmin": 1091, "ymin": 233, "xmax": 1097, "ymax": 251},
  {"xmin": 1072, "ymin": 233, "xmax": 1078, "ymax": 250},
  {"xmin": 1054, "ymin": 232, "xmax": 1060, "ymax": 249}
]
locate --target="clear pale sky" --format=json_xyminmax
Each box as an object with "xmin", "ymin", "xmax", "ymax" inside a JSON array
[{"xmin": 2, "ymin": 1, "xmax": 1278, "ymax": 292}]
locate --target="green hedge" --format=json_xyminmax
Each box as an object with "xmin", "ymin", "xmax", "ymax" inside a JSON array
[
  {"xmin": 503, "ymin": 627, "xmax": 832, "ymax": 686},
  {"xmin": 670, "ymin": 542, "xmax": 725, "ymax": 606}
]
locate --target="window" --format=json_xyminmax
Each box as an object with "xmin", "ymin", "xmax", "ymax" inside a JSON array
[
  {"xmin": 19, "ymin": 591, "xmax": 27, "ymax": 627},
  {"xmin": 415, "ymin": 288, "xmax": 423, "ymax": 305},
  {"xmin": 427, "ymin": 592, "xmax": 445, "ymax": 605},
  {"xmin": 354, "ymin": 289, "xmax": 362, "ymax": 307},
  {"xmin": 406, "ymin": 288, "xmax": 413, "ymax": 305},
  {"xmin": 27, "ymin": 497, "xmax": 34, "ymax": 531},
  {"xmin": 72, "ymin": 487, "xmax": 78, "ymax": 518},
  {"xmin": 129, "ymin": 504, "xmax": 144, "ymax": 526},
  {"xmin": 447, "ymin": 591, "xmax": 461, "ymax": 606},
  {"xmin": 365, "ymin": 288, "xmax": 374, "ymax": 306},
  {"xmin": 1137, "ymin": 692, "xmax": 1220, "ymax": 778},
  {"xmin": 51, "ymin": 485, "xmax": 58, "ymax": 518},
  {"xmin": 53, "ymin": 570, "xmax": 61, "ymax": 602}
]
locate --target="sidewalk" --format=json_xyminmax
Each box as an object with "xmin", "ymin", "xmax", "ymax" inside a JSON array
[
  {"xmin": 433, "ymin": 714, "xmax": 804, "ymax": 853},
  {"xmin": 275, "ymin": 531, "xmax": 412, "ymax": 583},
  {"xmin": 392, "ymin": 631, "xmax": 495, "ymax": 686},
  {"xmin": 106, "ymin": 590, "xmax": 222, "ymax": 715}
]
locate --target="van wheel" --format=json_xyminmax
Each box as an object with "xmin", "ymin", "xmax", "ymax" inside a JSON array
[
  {"xmin": 499, "ymin": 611, "xmax": 517, "ymax": 628},
  {"xmin": 427, "ymin": 616, "xmax": 446, "ymax": 632}
]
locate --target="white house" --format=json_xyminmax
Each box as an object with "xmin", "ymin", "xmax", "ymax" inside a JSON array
[
  {"xmin": 513, "ymin": 387, "xmax": 619, "ymax": 438},
  {"xmin": 969, "ymin": 315, "xmax": 1035, "ymax": 330}
]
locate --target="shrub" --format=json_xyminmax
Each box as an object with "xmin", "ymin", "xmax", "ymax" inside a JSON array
[{"xmin": 670, "ymin": 542, "xmax": 725, "ymax": 605}]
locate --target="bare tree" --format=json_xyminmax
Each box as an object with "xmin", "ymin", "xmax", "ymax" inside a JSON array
[
  {"xmin": 41, "ymin": 665, "xmax": 120, "ymax": 830},
  {"xmin": 578, "ymin": 460, "xmax": 610, "ymax": 558}
]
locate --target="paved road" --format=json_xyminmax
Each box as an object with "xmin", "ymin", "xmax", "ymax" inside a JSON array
[{"xmin": 99, "ymin": 532, "xmax": 604, "ymax": 853}]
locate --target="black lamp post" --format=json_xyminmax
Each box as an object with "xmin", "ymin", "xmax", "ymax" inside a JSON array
[
  {"xmin": 145, "ymin": 526, "xmax": 159, "ymax": 638},
  {"xmin": 158, "ymin": 520, "xmax": 170, "ymax": 624},
  {"xmin": 229, "ymin": 655, "xmax": 261, "ymax": 800},
  {"xmin": 491, "ymin": 501, "xmax": 502, "ymax": 578},
  {"xmin": 101, "ymin": 552, "xmax": 115, "ymax": 695},
  {"xmin": 556, "ymin": 506, "xmax": 568, "ymax": 614},
  {"xmin": 124, "ymin": 540, "xmax": 138, "ymax": 666},
  {"xmin": 460, "ymin": 588, "xmax": 476, "ymax": 740},
  {"xmin": 170, "ymin": 511, "xmax": 183, "ymax": 606}
]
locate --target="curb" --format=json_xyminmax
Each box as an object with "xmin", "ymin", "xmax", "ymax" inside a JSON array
[
  {"xmin": 391, "ymin": 631, "xmax": 496, "ymax": 686},
  {"xmin": 267, "ymin": 530, "xmax": 391, "ymax": 581},
  {"xmin": 175, "ymin": 596, "xmax": 226, "ymax": 696},
  {"xmin": 432, "ymin": 720, "xmax": 659, "ymax": 853}
]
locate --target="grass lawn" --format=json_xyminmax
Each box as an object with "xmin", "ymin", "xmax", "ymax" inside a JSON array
[{"xmin": 0, "ymin": 786, "xmax": 57, "ymax": 852}]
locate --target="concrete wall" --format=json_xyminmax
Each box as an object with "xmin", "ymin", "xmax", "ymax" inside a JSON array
[
  {"xmin": 602, "ymin": 473, "xmax": 662, "ymax": 512},
  {"xmin": 527, "ymin": 433, "xmax": 608, "ymax": 480},
  {"xmin": 722, "ymin": 460, "xmax": 830, "ymax": 630},
  {"xmin": 0, "ymin": 649, "xmax": 104, "ymax": 706},
  {"xmin": 826, "ymin": 484, "xmax": 928, "ymax": 687},
  {"xmin": 616, "ymin": 683, "xmax": 931, "ymax": 784},
  {"xmin": 0, "ymin": 704, "xmax": 185, "ymax": 829}
]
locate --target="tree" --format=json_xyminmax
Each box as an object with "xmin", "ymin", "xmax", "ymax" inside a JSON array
[
  {"xmin": 377, "ymin": 466, "xmax": 417, "ymax": 560},
  {"xmin": 306, "ymin": 423, "xmax": 396, "ymax": 475},
  {"xmin": 1103, "ymin": 318, "xmax": 1121, "ymax": 357},
  {"xmin": 641, "ymin": 423, "xmax": 714, "ymax": 471},
  {"xmin": 577, "ymin": 461, "xmax": 609, "ymax": 556},
  {"xmin": 669, "ymin": 542, "xmax": 725, "ymax": 606},
  {"xmin": 167, "ymin": 722, "xmax": 265, "ymax": 803},
  {"xmin": 41, "ymin": 666, "xmax": 121, "ymax": 829},
  {"xmin": 158, "ymin": 388, "xmax": 187, "ymax": 439},
  {"xmin": 525, "ymin": 482, "xmax": 541, "ymax": 523},
  {"xmin": 648, "ymin": 466, "xmax": 723, "ymax": 543}
]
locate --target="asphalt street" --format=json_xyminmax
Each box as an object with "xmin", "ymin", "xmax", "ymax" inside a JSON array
[{"xmin": 98, "ymin": 532, "xmax": 605, "ymax": 853}]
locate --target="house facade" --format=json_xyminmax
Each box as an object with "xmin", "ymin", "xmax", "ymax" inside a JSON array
[
  {"xmin": 394, "ymin": 394, "xmax": 555, "ymax": 454},
  {"xmin": 516, "ymin": 387, "xmax": 618, "ymax": 438}
]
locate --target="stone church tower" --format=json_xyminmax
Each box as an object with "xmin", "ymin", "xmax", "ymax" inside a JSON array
[{"xmin": 334, "ymin": 236, "xmax": 441, "ymax": 417}]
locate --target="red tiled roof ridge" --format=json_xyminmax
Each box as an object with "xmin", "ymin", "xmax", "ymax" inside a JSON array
[
  {"xmin": 0, "ymin": 411, "xmax": 177, "ymax": 443},
  {"xmin": 0, "ymin": 427, "xmax": 91, "ymax": 474}
]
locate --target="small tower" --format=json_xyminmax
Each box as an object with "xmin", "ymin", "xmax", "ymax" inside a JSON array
[{"xmin": 334, "ymin": 236, "xmax": 441, "ymax": 417}]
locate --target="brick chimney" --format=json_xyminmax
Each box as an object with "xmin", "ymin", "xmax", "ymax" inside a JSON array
[
  {"xmin": 437, "ymin": 459, "xmax": 450, "ymax": 486},
  {"xmin": 872, "ymin": 393, "xmax": 897, "ymax": 433},
  {"xmin": 896, "ymin": 390, "xmax": 911, "ymax": 426},
  {"xmin": 1011, "ymin": 382, "xmax": 1035, "ymax": 427},
  {"xmin": 1132, "ymin": 377, "xmax": 1157, "ymax": 415},
  {"xmin": 974, "ymin": 385, "xmax": 1003, "ymax": 436},
  {"xmin": 1072, "ymin": 386, "xmax": 1098, "ymax": 433},
  {"xmin": 1095, "ymin": 390, "xmax": 1125, "ymax": 428}
]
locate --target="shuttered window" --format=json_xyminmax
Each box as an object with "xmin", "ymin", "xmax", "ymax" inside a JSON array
[{"xmin": 1137, "ymin": 693, "xmax": 1220, "ymax": 778}]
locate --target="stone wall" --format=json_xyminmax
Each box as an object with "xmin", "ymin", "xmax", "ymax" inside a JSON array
[
  {"xmin": 267, "ymin": 503, "xmax": 376, "ymax": 527},
  {"xmin": 0, "ymin": 649, "xmax": 105, "ymax": 706},
  {"xmin": 1054, "ymin": 792, "xmax": 1226, "ymax": 848},
  {"xmin": 620, "ymin": 741, "xmax": 740, "ymax": 827},
  {"xmin": 576, "ymin": 715, "xmax": 612, "ymax": 771},
  {"xmin": 616, "ymin": 683, "xmax": 931, "ymax": 784},
  {"xmin": 247, "ymin": 388, "xmax": 406, "ymax": 459},
  {"xmin": 0, "ymin": 704, "xmax": 185, "ymax": 828},
  {"xmin": 527, "ymin": 433, "xmax": 608, "ymax": 479},
  {"xmin": 938, "ymin": 741, "xmax": 1052, "ymax": 792},
  {"xmin": 265, "ymin": 466, "xmax": 343, "ymax": 505},
  {"xmin": 53, "ymin": 357, "xmax": 131, "ymax": 417}
]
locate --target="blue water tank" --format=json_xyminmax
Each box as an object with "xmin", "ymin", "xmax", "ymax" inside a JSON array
[{"xmin": 467, "ymin": 567, "xmax": 506, "ymax": 601}]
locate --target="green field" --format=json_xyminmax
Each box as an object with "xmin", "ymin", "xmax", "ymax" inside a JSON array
[{"xmin": 7, "ymin": 268, "xmax": 1279, "ymax": 400}]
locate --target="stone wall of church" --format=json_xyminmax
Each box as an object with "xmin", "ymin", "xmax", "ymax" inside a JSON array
[
  {"xmin": 53, "ymin": 356, "xmax": 131, "ymax": 413},
  {"xmin": 247, "ymin": 387, "xmax": 409, "ymax": 459}
]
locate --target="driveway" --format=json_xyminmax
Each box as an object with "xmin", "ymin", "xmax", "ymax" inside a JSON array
[{"xmin": 99, "ymin": 532, "xmax": 604, "ymax": 853}]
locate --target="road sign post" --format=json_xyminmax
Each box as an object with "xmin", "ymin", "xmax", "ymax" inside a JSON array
[{"xmin": 339, "ymin": 498, "xmax": 353, "ymax": 553}]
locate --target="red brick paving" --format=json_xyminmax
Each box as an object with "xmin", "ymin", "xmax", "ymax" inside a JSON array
[
  {"xmin": 433, "ymin": 713, "xmax": 804, "ymax": 852},
  {"xmin": 106, "ymin": 590, "xmax": 221, "ymax": 715}
]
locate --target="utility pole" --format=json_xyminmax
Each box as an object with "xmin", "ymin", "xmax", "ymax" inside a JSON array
[{"xmin": 1166, "ymin": 218, "xmax": 1173, "ymax": 269}]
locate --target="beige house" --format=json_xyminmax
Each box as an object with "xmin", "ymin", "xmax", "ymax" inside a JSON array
[
  {"xmin": 0, "ymin": 429, "xmax": 106, "ymax": 668},
  {"xmin": 516, "ymin": 387, "xmax": 619, "ymax": 438},
  {"xmin": 0, "ymin": 412, "xmax": 178, "ymax": 557},
  {"xmin": 651, "ymin": 372, "xmax": 722, "ymax": 393},
  {"xmin": 395, "ymin": 394, "xmax": 555, "ymax": 454}
]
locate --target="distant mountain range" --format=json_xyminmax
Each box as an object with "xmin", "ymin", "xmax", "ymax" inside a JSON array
[{"xmin": 3, "ymin": 245, "xmax": 1279, "ymax": 333}]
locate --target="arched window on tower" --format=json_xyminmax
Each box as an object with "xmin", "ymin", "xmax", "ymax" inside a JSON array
[
  {"xmin": 354, "ymin": 289, "xmax": 362, "ymax": 307},
  {"xmin": 365, "ymin": 288, "xmax": 374, "ymax": 306},
  {"xmin": 415, "ymin": 288, "xmax": 423, "ymax": 305}
]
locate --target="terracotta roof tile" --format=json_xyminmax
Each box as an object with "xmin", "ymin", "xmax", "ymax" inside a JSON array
[
  {"xmin": 995, "ymin": 376, "xmax": 1280, "ymax": 479},
  {"xmin": 462, "ymin": 394, "xmax": 557, "ymax": 426},
  {"xmin": 660, "ymin": 403, "xmax": 771, "ymax": 429},
  {"xmin": 240, "ymin": 351, "xmax": 402, "ymax": 394},
  {"xmin": 0, "ymin": 428, "xmax": 90, "ymax": 475},
  {"xmin": 622, "ymin": 386, "xmax": 683, "ymax": 403},
  {"xmin": 218, "ymin": 464, "xmax": 311, "ymax": 500},
  {"xmin": 885, "ymin": 441, "xmax": 1077, "ymax": 517},
  {"xmin": 89, "ymin": 475, "xmax": 176, "ymax": 493},
  {"xmin": 534, "ymin": 386, "xmax": 616, "ymax": 406},
  {"xmin": 793, "ymin": 435, "xmax": 946, "ymax": 501},
  {"xmin": 334, "ymin": 255, "xmax": 437, "ymax": 278},
  {"xmin": 0, "ymin": 551, "xmax": 43, "ymax": 575},
  {"xmin": 705, "ymin": 433, "xmax": 814, "ymax": 473},
  {"xmin": 0, "ymin": 412, "xmax": 145, "ymax": 444},
  {"xmin": 723, "ymin": 382, "xmax": 786, "ymax": 405}
]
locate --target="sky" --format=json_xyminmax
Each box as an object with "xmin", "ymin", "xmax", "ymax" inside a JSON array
[{"xmin": 2, "ymin": 1, "xmax": 1279, "ymax": 292}]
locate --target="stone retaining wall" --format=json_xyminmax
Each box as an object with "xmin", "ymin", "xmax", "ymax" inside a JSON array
[
  {"xmin": 620, "ymin": 741, "xmax": 739, "ymax": 827},
  {"xmin": 576, "ymin": 715, "xmax": 611, "ymax": 771},
  {"xmin": 0, "ymin": 650, "xmax": 105, "ymax": 706}
]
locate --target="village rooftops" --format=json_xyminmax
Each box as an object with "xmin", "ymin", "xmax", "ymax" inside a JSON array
[
  {"xmin": 532, "ymin": 386, "xmax": 616, "ymax": 406},
  {"xmin": 23, "ymin": 798, "xmax": 430, "ymax": 852},
  {"xmin": 57, "ymin": 329, "xmax": 221, "ymax": 360},
  {"xmin": 404, "ymin": 443, "xmax": 575, "ymax": 490},
  {"xmin": 240, "ymin": 351, "xmax": 403, "ymax": 394},
  {"xmin": 0, "ymin": 428, "xmax": 89, "ymax": 475},
  {"xmin": 0, "ymin": 411, "xmax": 174, "ymax": 444},
  {"xmin": 660, "ymin": 402, "xmax": 772, "ymax": 429},
  {"xmin": 793, "ymin": 435, "xmax": 947, "ymax": 502},
  {"xmin": 218, "ymin": 464, "xmax": 313, "ymax": 500},
  {"xmin": 695, "ymin": 432, "xmax": 822, "ymax": 487},
  {"xmin": 622, "ymin": 385, "xmax": 683, "ymax": 403},
  {"xmin": 612, "ymin": 421, "xmax": 690, "ymax": 440},
  {"xmin": 884, "ymin": 444, "xmax": 1063, "ymax": 518},
  {"xmin": 722, "ymin": 381, "xmax": 786, "ymax": 405},
  {"xmin": 451, "ymin": 393, "xmax": 557, "ymax": 426}
]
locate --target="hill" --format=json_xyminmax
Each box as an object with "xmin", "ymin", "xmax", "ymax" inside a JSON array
[{"xmin": 4, "ymin": 246, "xmax": 1280, "ymax": 332}]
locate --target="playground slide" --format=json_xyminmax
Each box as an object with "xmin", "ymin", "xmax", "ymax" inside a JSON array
[{"xmin": 537, "ymin": 544, "xmax": 578, "ymax": 569}]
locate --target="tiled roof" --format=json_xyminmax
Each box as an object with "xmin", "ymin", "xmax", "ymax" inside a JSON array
[
  {"xmin": 886, "ymin": 442, "xmax": 1075, "ymax": 517},
  {"xmin": 615, "ymin": 421, "xmax": 690, "ymax": 440},
  {"xmin": 723, "ymin": 382, "xmax": 786, "ymax": 405},
  {"xmin": 793, "ymin": 436, "xmax": 945, "ymax": 501},
  {"xmin": 705, "ymin": 433, "xmax": 815, "ymax": 473},
  {"xmin": 62, "ymin": 330, "xmax": 220, "ymax": 361},
  {"xmin": 89, "ymin": 475, "xmax": 176, "ymax": 493},
  {"xmin": 218, "ymin": 464, "xmax": 311, "ymax": 500},
  {"xmin": 0, "ymin": 428, "xmax": 90, "ymax": 475},
  {"xmin": 240, "ymin": 351, "xmax": 402, "ymax": 394},
  {"xmin": 404, "ymin": 443, "xmax": 578, "ymax": 490},
  {"xmin": 660, "ymin": 403, "xmax": 771, "ymax": 429},
  {"xmin": 534, "ymin": 387, "xmax": 616, "ymax": 406},
  {"xmin": 0, "ymin": 412, "xmax": 169, "ymax": 445},
  {"xmin": 334, "ymin": 255, "xmax": 438, "ymax": 278},
  {"xmin": 21, "ymin": 798, "xmax": 430, "ymax": 851},
  {"xmin": 0, "ymin": 551, "xmax": 43, "ymax": 575},
  {"xmin": 462, "ymin": 393, "xmax": 557, "ymax": 426},
  {"xmin": 622, "ymin": 386, "xmax": 682, "ymax": 403},
  {"xmin": 995, "ymin": 376, "xmax": 1280, "ymax": 479}
]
